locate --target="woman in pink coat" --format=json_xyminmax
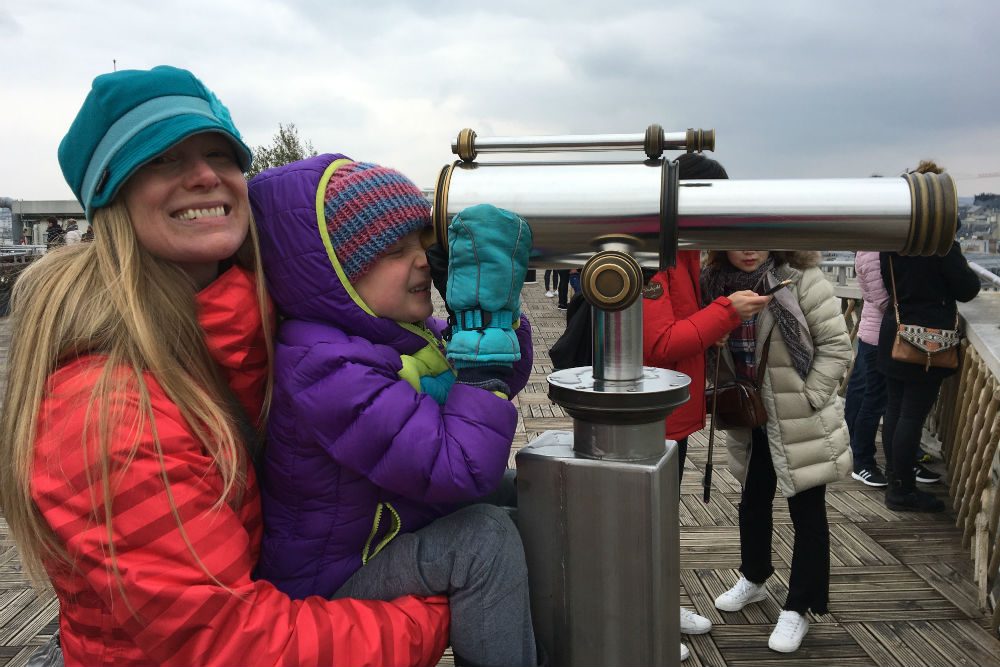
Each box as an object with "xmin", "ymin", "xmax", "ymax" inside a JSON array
[{"xmin": 842, "ymin": 251, "xmax": 891, "ymax": 486}]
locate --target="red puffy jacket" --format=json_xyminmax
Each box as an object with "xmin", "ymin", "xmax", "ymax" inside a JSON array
[
  {"xmin": 30, "ymin": 266, "xmax": 450, "ymax": 667},
  {"xmin": 643, "ymin": 251, "xmax": 741, "ymax": 440}
]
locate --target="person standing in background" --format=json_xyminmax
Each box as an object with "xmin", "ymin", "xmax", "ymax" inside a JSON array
[
  {"xmin": 45, "ymin": 217, "xmax": 64, "ymax": 248},
  {"xmin": 702, "ymin": 248, "xmax": 852, "ymax": 655},
  {"xmin": 878, "ymin": 160, "xmax": 980, "ymax": 512},
  {"xmin": 843, "ymin": 250, "xmax": 890, "ymax": 487},
  {"xmin": 643, "ymin": 152, "xmax": 771, "ymax": 661},
  {"xmin": 63, "ymin": 219, "xmax": 82, "ymax": 245}
]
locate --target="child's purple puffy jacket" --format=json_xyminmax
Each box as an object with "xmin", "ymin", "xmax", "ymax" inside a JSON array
[{"xmin": 248, "ymin": 154, "xmax": 532, "ymax": 599}]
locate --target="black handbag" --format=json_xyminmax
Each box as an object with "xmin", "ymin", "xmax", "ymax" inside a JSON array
[{"xmin": 548, "ymin": 294, "xmax": 592, "ymax": 371}]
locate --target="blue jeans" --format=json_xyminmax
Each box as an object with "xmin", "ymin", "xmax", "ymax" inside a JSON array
[{"xmin": 844, "ymin": 340, "xmax": 886, "ymax": 471}]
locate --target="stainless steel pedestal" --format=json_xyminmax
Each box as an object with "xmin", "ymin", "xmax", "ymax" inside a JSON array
[
  {"xmin": 516, "ymin": 364, "xmax": 690, "ymax": 667},
  {"xmin": 518, "ymin": 432, "xmax": 680, "ymax": 667}
]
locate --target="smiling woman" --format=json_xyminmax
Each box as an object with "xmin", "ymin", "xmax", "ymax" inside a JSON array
[
  {"xmin": 123, "ymin": 133, "xmax": 250, "ymax": 288},
  {"xmin": 0, "ymin": 66, "xmax": 450, "ymax": 667}
]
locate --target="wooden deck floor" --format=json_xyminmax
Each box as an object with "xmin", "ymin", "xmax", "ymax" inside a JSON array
[{"xmin": 2, "ymin": 281, "xmax": 999, "ymax": 666}]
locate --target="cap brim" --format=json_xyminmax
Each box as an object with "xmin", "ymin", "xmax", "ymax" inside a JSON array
[{"xmin": 89, "ymin": 114, "xmax": 252, "ymax": 214}]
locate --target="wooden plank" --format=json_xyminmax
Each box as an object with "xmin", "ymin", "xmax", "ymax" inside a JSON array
[
  {"xmin": 935, "ymin": 619, "xmax": 1000, "ymax": 664},
  {"xmin": 0, "ymin": 590, "xmax": 34, "ymax": 631},
  {"xmin": 711, "ymin": 623, "xmax": 876, "ymax": 667},
  {"xmin": 842, "ymin": 623, "xmax": 908, "ymax": 667},
  {"xmin": 829, "ymin": 522, "xmax": 900, "ymax": 566},
  {"xmin": 4, "ymin": 594, "xmax": 57, "ymax": 647},
  {"xmin": 911, "ymin": 561, "xmax": 986, "ymax": 619}
]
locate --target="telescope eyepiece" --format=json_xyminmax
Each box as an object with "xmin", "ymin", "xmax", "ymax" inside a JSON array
[{"xmin": 582, "ymin": 251, "xmax": 643, "ymax": 312}]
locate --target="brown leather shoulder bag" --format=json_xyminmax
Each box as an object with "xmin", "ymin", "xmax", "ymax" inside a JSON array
[
  {"xmin": 888, "ymin": 258, "xmax": 960, "ymax": 372},
  {"xmin": 706, "ymin": 334, "xmax": 770, "ymax": 430}
]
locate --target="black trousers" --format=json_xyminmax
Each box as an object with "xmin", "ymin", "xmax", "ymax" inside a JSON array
[
  {"xmin": 676, "ymin": 436, "xmax": 688, "ymax": 486},
  {"xmin": 739, "ymin": 427, "xmax": 830, "ymax": 614},
  {"xmin": 883, "ymin": 375, "xmax": 943, "ymax": 485},
  {"xmin": 556, "ymin": 270, "xmax": 571, "ymax": 307}
]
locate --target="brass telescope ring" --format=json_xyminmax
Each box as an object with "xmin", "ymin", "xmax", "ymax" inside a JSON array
[{"xmin": 581, "ymin": 251, "xmax": 644, "ymax": 312}]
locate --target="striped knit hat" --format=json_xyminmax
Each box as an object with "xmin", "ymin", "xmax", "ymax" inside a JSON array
[{"xmin": 324, "ymin": 162, "xmax": 431, "ymax": 282}]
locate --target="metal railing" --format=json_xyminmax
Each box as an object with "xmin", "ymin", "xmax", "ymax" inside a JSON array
[
  {"xmin": 970, "ymin": 261, "xmax": 1000, "ymax": 291},
  {"xmin": 821, "ymin": 259, "xmax": 856, "ymax": 286},
  {"xmin": 0, "ymin": 244, "xmax": 46, "ymax": 260}
]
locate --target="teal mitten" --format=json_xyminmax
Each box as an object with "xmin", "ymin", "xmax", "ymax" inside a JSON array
[{"xmin": 446, "ymin": 204, "xmax": 532, "ymax": 368}]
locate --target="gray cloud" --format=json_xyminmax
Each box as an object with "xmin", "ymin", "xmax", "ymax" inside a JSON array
[{"xmin": 2, "ymin": 0, "xmax": 998, "ymax": 200}]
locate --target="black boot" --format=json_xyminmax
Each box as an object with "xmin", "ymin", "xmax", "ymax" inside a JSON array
[{"xmin": 885, "ymin": 471, "xmax": 945, "ymax": 513}]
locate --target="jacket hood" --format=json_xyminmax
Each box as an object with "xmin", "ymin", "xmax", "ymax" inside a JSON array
[
  {"xmin": 779, "ymin": 251, "xmax": 822, "ymax": 270},
  {"xmin": 248, "ymin": 154, "xmax": 433, "ymax": 352}
]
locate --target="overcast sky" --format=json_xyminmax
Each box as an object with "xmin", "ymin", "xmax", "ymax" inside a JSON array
[{"xmin": 3, "ymin": 0, "xmax": 999, "ymax": 202}]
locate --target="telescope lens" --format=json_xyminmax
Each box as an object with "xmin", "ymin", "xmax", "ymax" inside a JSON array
[{"xmin": 595, "ymin": 268, "xmax": 626, "ymax": 300}]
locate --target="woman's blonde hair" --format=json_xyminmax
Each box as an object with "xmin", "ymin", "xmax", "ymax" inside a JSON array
[{"xmin": 0, "ymin": 198, "xmax": 273, "ymax": 586}]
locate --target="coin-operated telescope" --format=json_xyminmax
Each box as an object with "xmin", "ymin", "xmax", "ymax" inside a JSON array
[{"xmin": 430, "ymin": 125, "xmax": 956, "ymax": 667}]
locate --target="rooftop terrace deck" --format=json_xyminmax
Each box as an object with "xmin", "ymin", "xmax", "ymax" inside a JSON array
[{"xmin": 1, "ymin": 281, "xmax": 999, "ymax": 666}]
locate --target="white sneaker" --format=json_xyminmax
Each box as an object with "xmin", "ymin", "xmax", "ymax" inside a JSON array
[
  {"xmin": 680, "ymin": 606, "xmax": 712, "ymax": 634},
  {"xmin": 768, "ymin": 610, "xmax": 809, "ymax": 653},
  {"xmin": 545, "ymin": 290, "xmax": 556, "ymax": 297},
  {"xmin": 715, "ymin": 576, "xmax": 767, "ymax": 612},
  {"xmin": 680, "ymin": 642, "xmax": 690, "ymax": 661}
]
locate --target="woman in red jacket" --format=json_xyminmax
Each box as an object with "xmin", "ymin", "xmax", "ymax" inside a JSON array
[
  {"xmin": 642, "ymin": 153, "xmax": 770, "ymax": 658},
  {"xmin": 0, "ymin": 66, "xmax": 450, "ymax": 667}
]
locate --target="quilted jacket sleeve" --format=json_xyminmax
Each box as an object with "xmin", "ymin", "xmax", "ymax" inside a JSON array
[
  {"xmin": 294, "ymin": 340, "xmax": 517, "ymax": 504},
  {"xmin": 32, "ymin": 368, "xmax": 450, "ymax": 667},
  {"xmin": 855, "ymin": 251, "xmax": 889, "ymax": 313},
  {"xmin": 507, "ymin": 315, "xmax": 534, "ymax": 396},
  {"xmin": 643, "ymin": 272, "xmax": 741, "ymax": 365},
  {"xmin": 797, "ymin": 268, "xmax": 853, "ymax": 410}
]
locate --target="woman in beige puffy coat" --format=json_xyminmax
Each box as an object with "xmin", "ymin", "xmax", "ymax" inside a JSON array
[{"xmin": 701, "ymin": 249, "xmax": 852, "ymax": 654}]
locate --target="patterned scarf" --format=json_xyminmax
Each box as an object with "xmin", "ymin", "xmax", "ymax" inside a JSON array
[{"xmin": 701, "ymin": 257, "xmax": 814, "ymax": 380}]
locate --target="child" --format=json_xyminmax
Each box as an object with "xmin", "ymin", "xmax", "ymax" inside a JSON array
[
  {"xmin": 248, "ymin": 156, "xmax": 538, "ymax": 667},
  {"xmin": 701, "ymin": 250, "xmax": 852, "ymax": 654}
]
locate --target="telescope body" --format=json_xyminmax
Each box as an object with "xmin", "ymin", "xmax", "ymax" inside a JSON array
[
  {"xmin": 433, "ymin": 160, "xmax": 956, "ymax": 267},
  {"xmin": 449, "ymin": 127, "xmax": 957, "ymax": 667}
]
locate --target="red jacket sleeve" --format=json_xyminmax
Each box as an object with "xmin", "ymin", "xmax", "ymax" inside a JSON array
[
  {"xmin": 643, "ymin": 275, "xmax": 741, "ymax": 366},
  {"xmin": 32, "ymin": 366, "xmax": 450, "ymax": 667}
]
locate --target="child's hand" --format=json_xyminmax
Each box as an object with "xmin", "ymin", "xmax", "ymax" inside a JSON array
[
  {"xmin": 445, "ymin": 204, "xmax": 532, "ymax": 368},
  {"xmin": 425, "ymin": 243, "xmax": 454, "ymax": 326},
  {"xmin": 425, "ymin": 243, "xmax": 449, "ymax": 303}
]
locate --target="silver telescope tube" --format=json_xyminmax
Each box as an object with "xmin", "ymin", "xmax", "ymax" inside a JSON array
[
  {"xmin": 431, "ymin": 160, "xmax": 957, "ymax": 265},
  {"xmin": 452, "ymin": 125, "xmax": 715, "ymax": 162}
]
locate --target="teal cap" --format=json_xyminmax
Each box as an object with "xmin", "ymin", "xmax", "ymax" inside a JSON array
[{"xmin": 58, "ymin": 65, "xmax": 252, "ymax": 220}]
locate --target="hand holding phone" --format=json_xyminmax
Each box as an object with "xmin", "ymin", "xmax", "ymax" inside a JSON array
[
  {"xmin": 727, "ymin": 290, "xmax": 771, "ymax": 319},
  {"xmin": 762, "ymin": 279, "xmax": 793, "ymax": 296}
]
